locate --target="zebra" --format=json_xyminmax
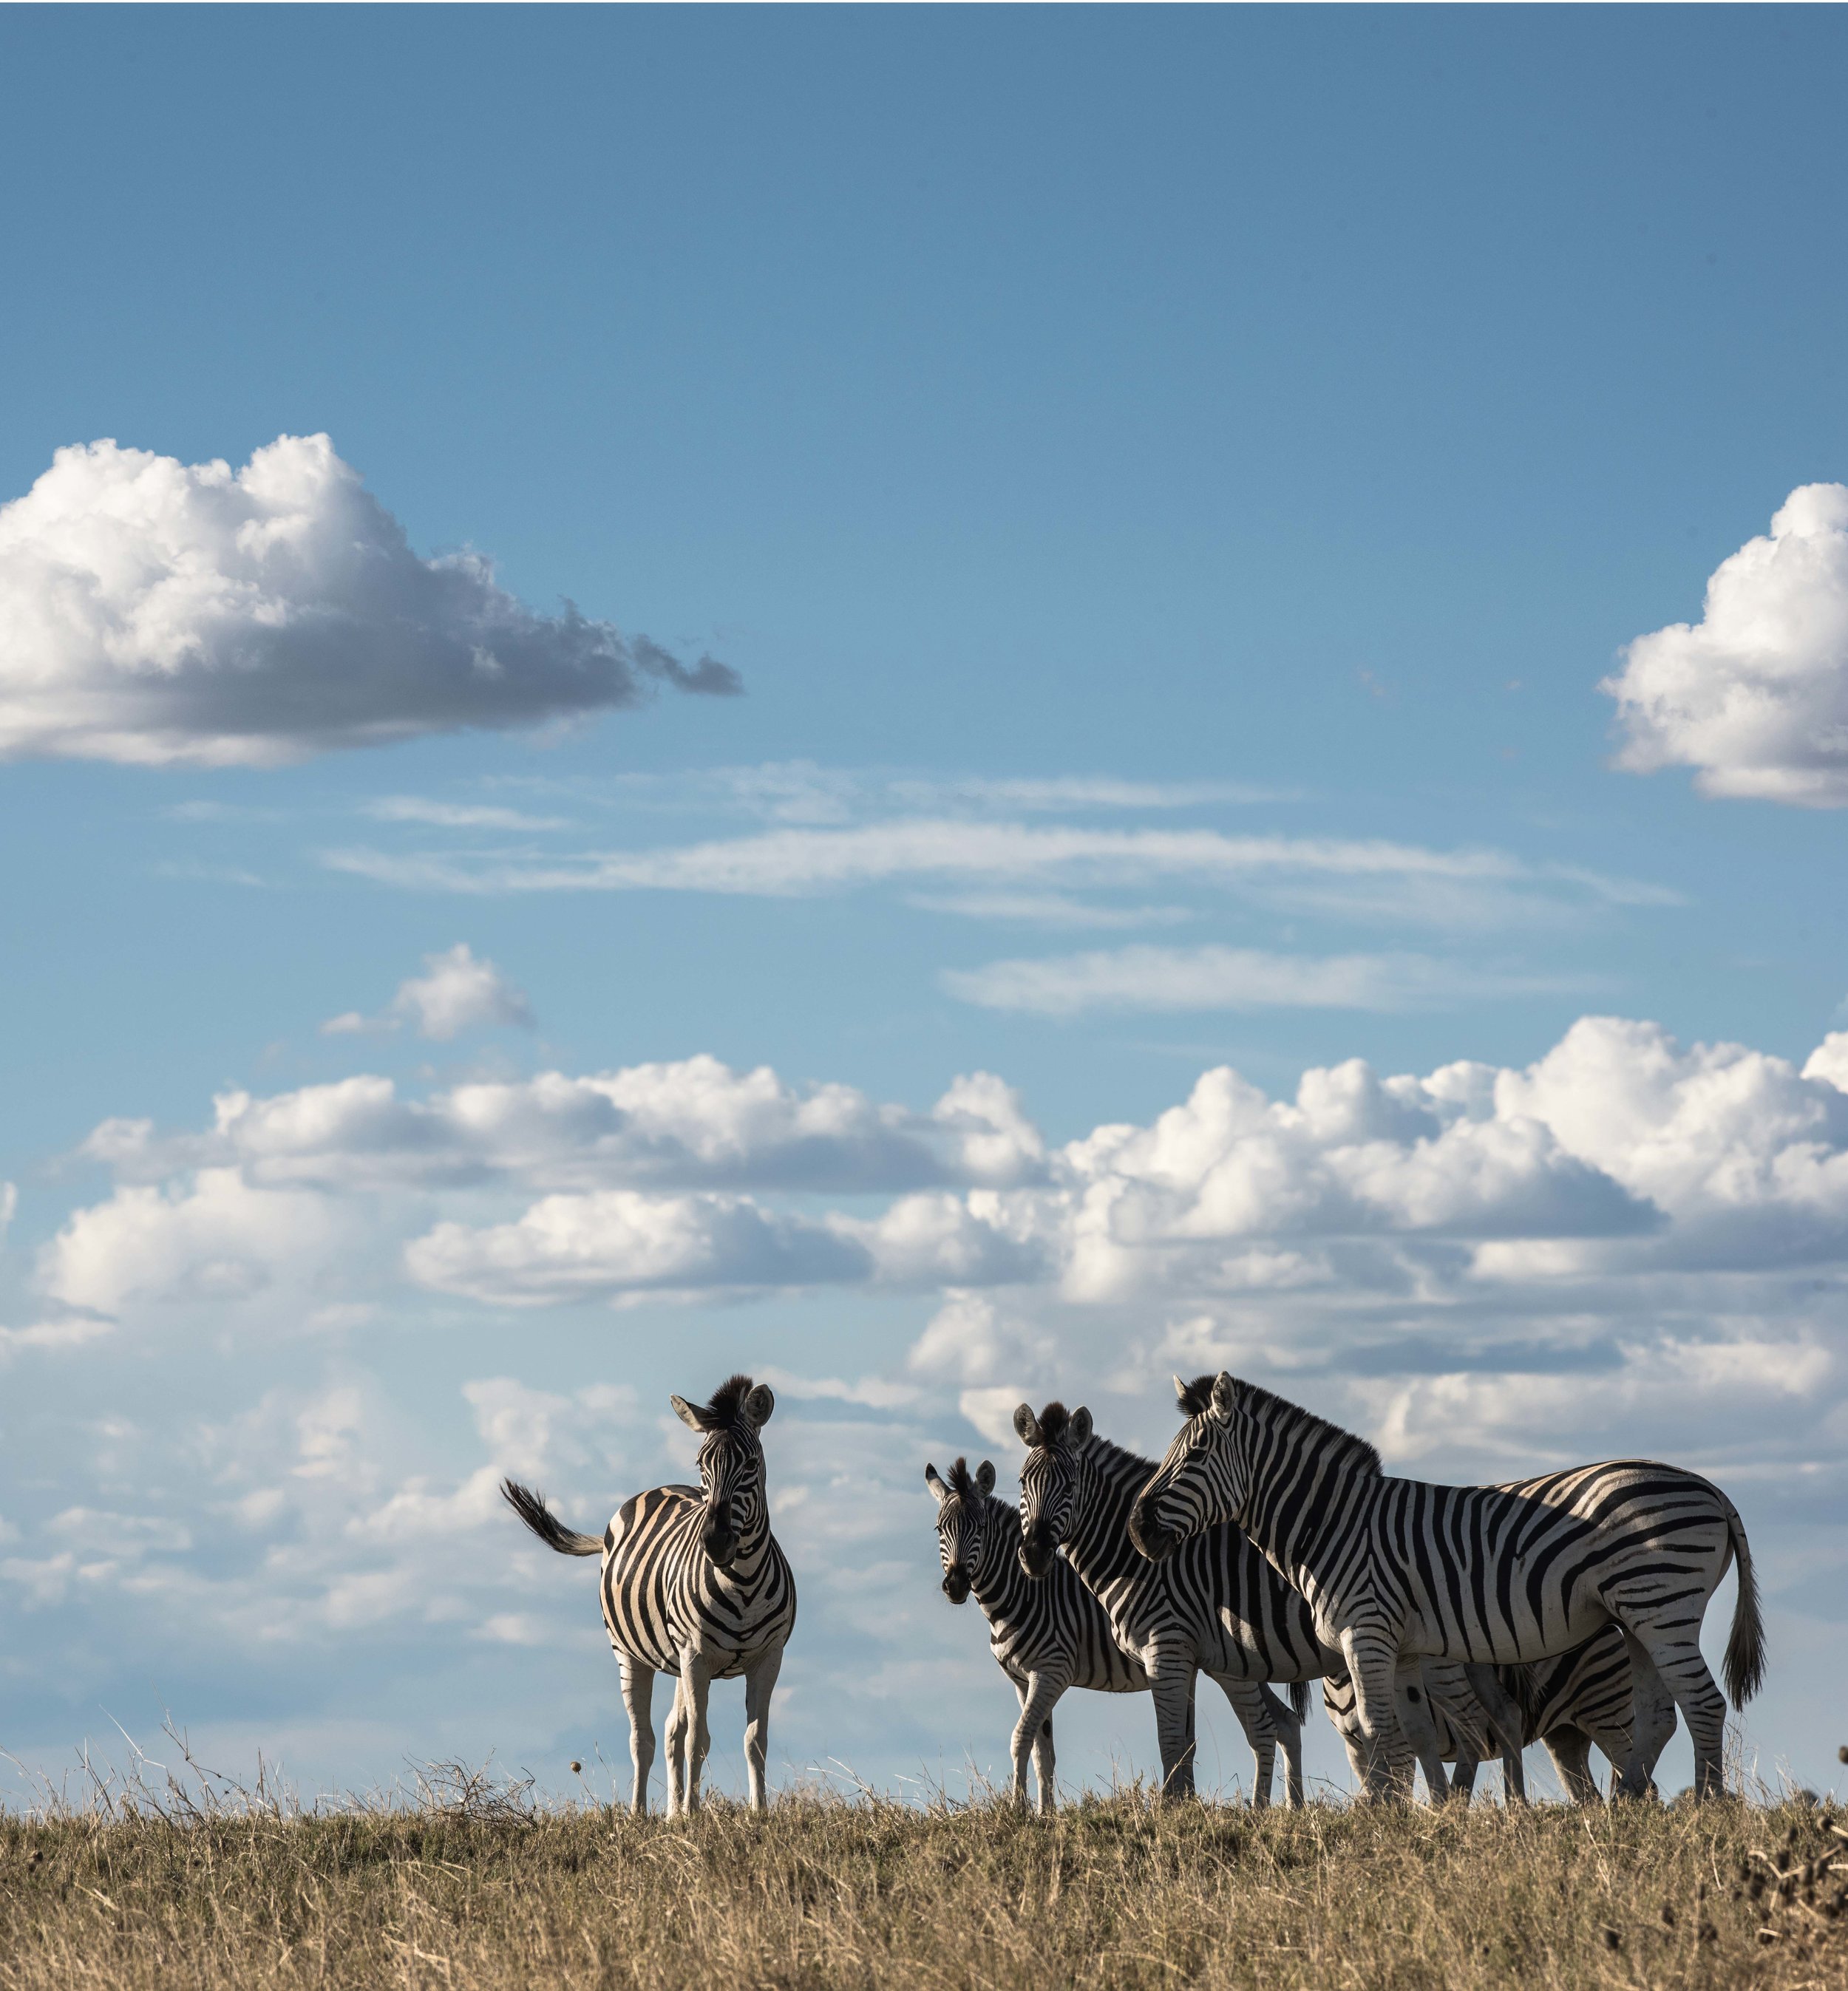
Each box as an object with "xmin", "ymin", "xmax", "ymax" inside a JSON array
[
  {"xmin": 1013, "ymin": 1396, "xmax": 1528, "ymax": 1806},
  {"xmin": 502, "ymin": 1373, "xmax": 796, "ymax": 1817},
  {"xmin": 926, "ymin": 1457, "xmax": 1303, "ymax": 1811},
  {"xmin": 1320, "ymin": 1624, "xmax": 1674, "ymax": 1804},
  {"xmin": 1013, "ymin": 1400, "xmax": 1334, "ymax": 1805},
  {"xmin": 1127, "ymin": 1371, "xmax": 1762, "ymax": 1800}
]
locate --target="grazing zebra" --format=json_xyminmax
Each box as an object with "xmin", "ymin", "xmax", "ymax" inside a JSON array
[
  {"xmin": 1320, "ymin": 1627, "xmax": 1674, "ymax": 1805},
  {"xmin": 1505, "ymin": 1621, "xmax": 1679, "ymax": 1804},
  {"xmin": 1014, "ymin": 1401, "xmax": 1328, "ymax": 1805},
  {"xmin": 1127, "ymin": 1372, "xmax": 1761, "ymax": 1800},
  {"xmin": 927, "ymin": 1457, "xmax": 1302, "ymax": 1811},
  {"xmin": 1321, "ymin": 1660, "xmax": 1523, "ymax": 1802},
  {"xmin": 503, "ymin": 1374, "xmax": 796, "ymax": 1817}
]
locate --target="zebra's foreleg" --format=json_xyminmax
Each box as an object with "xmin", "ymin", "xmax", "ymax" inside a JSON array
[
  {"xmin": 619, "ymin": 1659, "xmax": 656, "ymax": 1819},
  {"xmin": 662, "ymin": 1672, "xmax": 691, "ymax": 1818},
  {"xmin": 1011, "ymin": 1672, "xmax": 1065, "ymax": 1814},
  {"xmin": 1461, "ymin": 1664, "xmax": 1528, "ymax": 1805},
  {"xmin": 1542, "ymin": 1725, "xmax": 1600, "ymax": 1806},
  {"xmin": 742, "ymin": 1644, "xmax": 783, "ymax": 1813},
  {"xmin": 1148, "ymin": 1656, "xmax": 1200, "ymax": 1802},
  {"xmin": 1342, "ymin": 1629, "xmax": 1413, "ymax": 1803},
  {"xmin": 676, "ymin": 1648, "xmax": 715, "ymax": 1813}
]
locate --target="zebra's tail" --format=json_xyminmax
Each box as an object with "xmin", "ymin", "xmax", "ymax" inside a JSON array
[
  {"xmin": 1290, "ymin": 1679, "xmax": 1311, "ymax": 1724},
  {"xmin": 1722, "ymin": 1500, "xmax": 1765, "ymax": 1707},
  {"xmin": 501, "ymin": 1478, "xmax": 604, "ymax": 1557}
]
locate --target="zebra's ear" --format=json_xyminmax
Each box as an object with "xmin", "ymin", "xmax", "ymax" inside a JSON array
[
  {"xmin": 1210, "ymin": 1372, "xmax": 1237, "ymax": 1417},
  {"xmin": 975, "ymin": 1460, "xmax": 996, "ymax": 1497},
  {"xmin": 924, "ymin": 1463, "xmax": 951, "ymax": 1505},
  {"xmin": 670, "ymin": 1393, "xmax": 707, "ymax": 1432},
  {"xmin": 1172, "ymin": 1374, "xmax": 1189, "ymax": 1404},
  {"xmin": 1068, "ymin": 1406, "xmax": 1093, "ymax": 1446},
  {"xmin": 743, "ymin": 1382, "xmax": 775, "ymax": 1428},
  {"xmin": 1013, "ymin": 1403, "xmax": 1042, "ymax": 1447}
]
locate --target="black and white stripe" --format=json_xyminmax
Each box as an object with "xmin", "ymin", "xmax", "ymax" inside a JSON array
[
  {"xmin": 1014, "ymin": 1401, "xmax": 1320, "ymax": 1805},
  {"xmin": 1129, "ymin": 1372, "xmax": 1762, "ymax": 1800},
  {"xmin": 503, "ymin": 1372, "xmax": 797, "ymax": 1816},
  {"xmin": 928, "ymin": 1457, "xmax": 1148, "ymax": 1812}
]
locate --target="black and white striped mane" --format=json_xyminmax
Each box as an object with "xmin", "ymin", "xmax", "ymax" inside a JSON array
[
  {"xmin": 1034, "ymin": 1402, "xmax": 1072, "ymax": 1444},
  {"xmin": 1233, "ymin": 1379, "xmax": 1383, "ymax": 1477},
  {"xmin": 942, "ymin": 1457, "xmax": 982, "ymax": 1504},
  {"xmin": 685, "ymin": 1372, "xmax": 759, "ymax": 1433}
]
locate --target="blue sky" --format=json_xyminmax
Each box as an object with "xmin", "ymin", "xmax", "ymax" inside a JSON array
[{"xmin": 3, "ymin": 7, "xmax": 1847, "ymax": 1807}]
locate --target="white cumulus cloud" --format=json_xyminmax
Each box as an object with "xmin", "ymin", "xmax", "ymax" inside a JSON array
[
  {"xmin": 0, "ymin": 434, "xmax": 738, "ymax": 767},
  {"xmin": 1605, "ymin": 483, "xmax": 1848, "ymax": 805}
]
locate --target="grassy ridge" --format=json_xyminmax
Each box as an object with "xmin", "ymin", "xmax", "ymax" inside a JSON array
[{"xmin": 1, "ymin": 1781, "xmax": 1844, "ymax": 1990}]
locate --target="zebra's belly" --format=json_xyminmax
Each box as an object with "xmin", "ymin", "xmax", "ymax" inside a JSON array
[{"xmin": 1399, "ymin": 1596, "xmax": 1614, "ymax": 1667}]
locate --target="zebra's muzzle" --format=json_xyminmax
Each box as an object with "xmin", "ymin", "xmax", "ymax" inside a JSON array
[
  {"xmin": 942, "ymin": 1566, "xmax": 971, "ymax": 1604},
  {"xmin": 1127, "ymin": 1497, "xmax": 1178, "ymax": 1562},
  {"xmin": 700, "ymin": 1505, "xmax": 739, "ymax": 1565},
  {"xmin": 1018, "ymin": 1529, "xmax": 1056, "ymax": 1580}
]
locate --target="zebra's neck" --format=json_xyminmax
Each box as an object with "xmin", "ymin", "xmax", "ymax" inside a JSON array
[
  {"xmin": 1063, "ymin": 1434, "xmax": 1155, "ymax": 1593},
  {"xmin": 966, "ymin": 1494, "xmax": 1033, "ymax": 1616},
  {"xmin": 1234, "ymin": 1397, "xmax": 1380, "ymax": 1585}
]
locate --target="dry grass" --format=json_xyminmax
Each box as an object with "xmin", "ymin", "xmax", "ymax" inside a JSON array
[{"xmin": 1, "ymin": 1753, "xmax": 1844, "ymax": 1988}]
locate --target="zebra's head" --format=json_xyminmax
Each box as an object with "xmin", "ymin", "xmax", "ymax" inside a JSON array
[
  {"xmin": 670, "ymin": 1373, "xmax": 775, "ymax": 1569},
  {"xmin": 1013, "ymin": 1399, "xmax": 1094, "ymax": 1580},
  {"xmin": 924, "ymin": 1457, "xmax": 996, "ymax": 1604},
  {"xmin": 1128, "ymin": 1370, "xmax": 1246, "ymax": 1561}
]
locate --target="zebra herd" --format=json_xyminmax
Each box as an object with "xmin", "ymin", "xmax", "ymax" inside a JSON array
[{"xmin": 503, "ymin": 1368, "xmax": 1762, "ymax": 1815}]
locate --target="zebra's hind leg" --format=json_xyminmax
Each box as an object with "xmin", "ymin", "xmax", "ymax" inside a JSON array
[
  {"xmin": 1012, "ymin": 1672, "xmax": 1064, "ymax": 1814},
  {"xmin": 1207, "ymin": 1675, "xmax": 1282, "ymax": 1808},
  {"xmin": 619, "ymin": 1659, "xmax": 657, "ymax": 1817},
  {"xmin": 743, "ymin": 1644, "xmax": 783, "ymax": 1813}
]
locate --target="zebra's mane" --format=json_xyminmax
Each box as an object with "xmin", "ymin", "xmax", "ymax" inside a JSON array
[
  {"xmin": 1035, "ymin": 1401, "xmax": 1070, "ymax": 1445},
  {"xmin": 1086, "ymin": 1429, "xmax": 1157, "ymax": 1482},
  {"xmin": 944, "ymin": 1457, "xmax": 977, "ymax": 1500},
  {"xmin": 1234, "ymin": 1379, "xmax": 1382, "ymax": 1476},
  {"xmin": 694, "ymin": 1372, "xmax": 758, "ymax": 1432},
  {"xmin": 1176, "ymin": 1374, "xmax": 1218, "ymax": 1416}
]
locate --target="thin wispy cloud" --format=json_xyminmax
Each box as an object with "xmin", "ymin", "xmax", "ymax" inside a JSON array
[
  {"xmin": 319, "ymin": 818, "xmax": 1670, "ymax": 908},
  {"xmin": 909, "ymin": 891, "xmax": 1193, "ymax": 930},
  {"xmin": 940, "ymin": 943, "xmax": 1584, "ymax": 1016},
  {"xmin": 362, "ymin": 797, "xmax": 571, "ymax": 831}
]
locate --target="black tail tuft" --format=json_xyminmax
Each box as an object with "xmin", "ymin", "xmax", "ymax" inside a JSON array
[
  {"xmin": 1723, "ymin": 1504, "xmax": 1765, "ymax": 1706},
  {"xmin": 1290, "ymin": 1678, "xmax": 1311, "ymax": 1724},
  {"xmin": 501, "ymin": 1478, "xmax": 604, "ymax": 1557}
]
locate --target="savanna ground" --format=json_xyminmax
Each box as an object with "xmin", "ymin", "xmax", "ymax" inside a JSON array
[{"xmin": 2, "ymin": 1748, "xmax": 1844, "ymax": 1990}]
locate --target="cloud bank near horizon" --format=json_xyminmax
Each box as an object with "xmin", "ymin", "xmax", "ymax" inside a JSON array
[
  {"xmin": 6, "ymin": 974, "xmax": 1846, "ymax": 1801},
  {"xmin": 0, "ymin": 435, "xmax": 738, "ymax": 767}
]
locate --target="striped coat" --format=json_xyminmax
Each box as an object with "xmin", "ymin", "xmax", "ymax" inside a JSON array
[
  {"xmin": 1015, "ymin": 1403, "xmax": 1322, "ymax": 1805},
  {"xmin": 504, "ymin": 1373, "xmax": 796, "ymax": 1816},
  {"xmin": 929, "ymin": 1457, "xmax": 1146, "ymax": 1811},
  {"xmin": 1129, "ymin": 1373, "xmax": 1760, "ymax": 1800}
]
